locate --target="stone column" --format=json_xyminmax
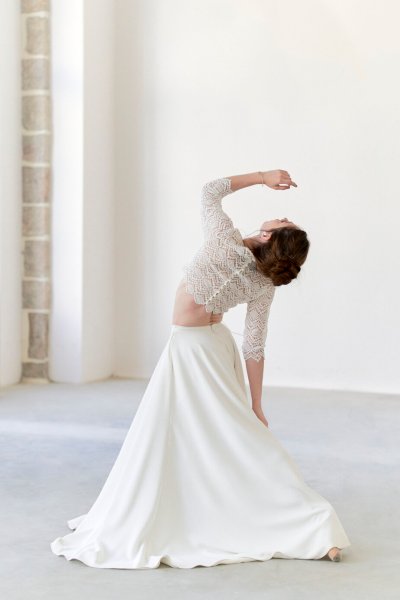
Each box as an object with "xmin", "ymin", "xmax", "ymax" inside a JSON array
[{"xmin": 21, "ymin": 0, "xmax": 51, "ymax": 382}]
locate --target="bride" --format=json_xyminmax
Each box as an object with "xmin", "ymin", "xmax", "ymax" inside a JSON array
[{"xmin": 50, "ymin": 169, "xmax": 351, "ymax": 569}]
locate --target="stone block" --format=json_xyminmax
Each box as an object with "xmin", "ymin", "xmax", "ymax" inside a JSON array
[
  {"xmin": 22, "ymin": 0, "xmax": 49, "ymax": 12},
  {"xmin": 23, "ymin": 134, "xmax": 51, "ymax": 163},
  {"xmin": 22, "ymin": 361, "xmax": 49, "ymax": 379},
  {"xmin": 22, "ymin": 95, "xmax": 51, "ymax": 131},
  {"xmin": 23, "ymin": 205, "xmax": 50, "ymax": 236},
  {"xmin": 22, "ymin": 59, "xmax": 49, "ymax": 90},
  {"xmin": 23, "ymin": 240, "xmax": 50, "ymax": 277},
  {"xmin": 22, "ymin": 166, "xmax": 50, "ymax": 203},
  {"xmin": 28, "ymin": 312, "xmax": 48, "ymax": 359},
  {"xmin": 23, "ymin": 280, "xmax": 51, "ymax": 309},
  {"xmin": 25, "ymin": 17, "xmax": 50, "ymax": 55}
]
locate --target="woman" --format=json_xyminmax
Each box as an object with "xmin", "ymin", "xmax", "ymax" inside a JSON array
[{"xmin": 50, "ymin": 169, "xmax": 351, "ymax": 569}]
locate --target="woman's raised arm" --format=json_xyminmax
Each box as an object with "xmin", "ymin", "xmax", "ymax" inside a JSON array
[{"xmin": 227, "ymin": 170, "xmax": 297, "ymax": 193}]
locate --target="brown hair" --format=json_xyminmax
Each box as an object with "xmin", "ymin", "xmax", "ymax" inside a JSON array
[{"xmin": 252, "ymin": 227, "xmax": 310, "ymax": 286}]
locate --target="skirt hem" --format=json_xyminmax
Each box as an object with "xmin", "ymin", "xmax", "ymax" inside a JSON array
[{"xmin": 50, "ymin": 540, "xmax": 352, "ymax": 569}]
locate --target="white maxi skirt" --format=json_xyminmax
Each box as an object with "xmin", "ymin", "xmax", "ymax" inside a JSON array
[{"xmin": 50, "ymin": 322, "xmax": 351, "ymax": 569}]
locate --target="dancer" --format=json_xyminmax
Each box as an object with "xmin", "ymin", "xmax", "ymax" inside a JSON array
[{"xmin": 50, "ymin": 169, "xmax": 351, "ymax": 569}]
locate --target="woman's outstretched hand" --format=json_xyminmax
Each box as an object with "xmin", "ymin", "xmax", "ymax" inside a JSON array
[
  {"xmin": 262, "ymin": 170, "xmax": 297, "ymax": 190},
  {"xmin": 253, "ymin": 407, "xmax": 269, "ymax": 428}
]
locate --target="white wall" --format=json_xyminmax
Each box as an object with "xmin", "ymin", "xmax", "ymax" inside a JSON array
[
  {"xmin": 114, "ymin": 0, "xmax": 154, "ymax": 376},
  {"xmin": 50, "ymin": 0, "xmax": 83, "ymax": 382},
  {"xmin": 0, "ymin": 1, "xmax": 22, "ymax": 387},
  {"xmin": 50, "ymin": 0, "xmax": 114, "ymax": 383},
  {"xmin": 82, "ymin": 0, "xmax": 115, "ymax": 380},
  {"xmin": 114, "ymin": 0, "xmax": 400, "ymax": 394}
]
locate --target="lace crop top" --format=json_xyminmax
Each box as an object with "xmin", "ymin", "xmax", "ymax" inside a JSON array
[{"xmin": 182, "ymin": 177, "xmax": 275, "ymax": 362}]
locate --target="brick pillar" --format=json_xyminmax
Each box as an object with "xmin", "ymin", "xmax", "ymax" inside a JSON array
[{"xmin": 21, "ymin": 0, "xmax": 52, "ymax": 382}]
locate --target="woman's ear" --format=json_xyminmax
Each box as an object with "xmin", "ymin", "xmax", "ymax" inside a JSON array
[{"xmin": 260, "ymin": 231, "xmax": 272, "ymax": 243}]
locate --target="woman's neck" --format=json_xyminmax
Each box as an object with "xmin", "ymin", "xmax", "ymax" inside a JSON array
[{"xmin": 242, "ymin": 237, "xmax": 259, "ymax": 252}]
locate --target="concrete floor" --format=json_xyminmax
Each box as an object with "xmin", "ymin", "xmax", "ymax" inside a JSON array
[{"xmin": 0, "ymin": 378, "xmax": 399, "ymax": 600}]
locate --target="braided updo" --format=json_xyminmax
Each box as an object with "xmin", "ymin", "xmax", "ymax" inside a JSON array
[{"xmin": 252, "ymin": 227, "xmax": 310, "ymax": 286}]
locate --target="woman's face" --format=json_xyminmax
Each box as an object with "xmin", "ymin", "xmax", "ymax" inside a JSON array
[{"xmin": 258, "ymin": 218, "xmax": 298, "ymax": 242}]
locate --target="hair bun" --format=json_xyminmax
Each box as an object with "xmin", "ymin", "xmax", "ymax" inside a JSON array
[
  {"xmin": 269, "ymin": 257, "xmax": 301, "ymax": 286},
  {"xmin": 252, "ymin": 227, "xmax": 310, "ymax": 287}
]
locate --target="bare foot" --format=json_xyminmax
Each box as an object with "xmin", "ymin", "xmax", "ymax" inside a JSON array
[{"xmin": 324, "ymin": 547, "xmax": 341, "ymax": 562}]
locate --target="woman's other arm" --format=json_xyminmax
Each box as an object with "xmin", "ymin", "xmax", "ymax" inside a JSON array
[
  {"xmin": 245, "ymin": 358, "xmax": 269, "ymax": 427},
  {"xmin": 242, "ymin": 285, "xmax": 275, "ymax": 427}
]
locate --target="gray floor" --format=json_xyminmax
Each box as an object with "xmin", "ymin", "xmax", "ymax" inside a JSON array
[{"xmin": 1, "ymin": 378, "xmax": 399, "ymax": 600}]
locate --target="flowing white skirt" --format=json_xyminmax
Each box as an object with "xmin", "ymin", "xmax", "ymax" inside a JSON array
[{"xmin": 50, "ymin": 322, "xmax": 351, "ymax": 569}]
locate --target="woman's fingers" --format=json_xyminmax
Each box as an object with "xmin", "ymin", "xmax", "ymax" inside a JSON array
[
  {"xmin": 281, "ymin": 181, "xmax": 297, "ymax": 188},
  {"xmin": 264, "ymin": 170, "xmax": 298, "ymax": 190},
  {"xmin": 278, "ymin": 171, "xmax": 297, "ymax": 188}
]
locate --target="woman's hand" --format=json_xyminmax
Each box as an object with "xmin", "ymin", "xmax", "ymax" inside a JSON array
[
  {"xmin": 253, "ymin": 406, "xmax": 269, "ymax": 428},
  {"xmin": 261, "ymin": 170, "xmax": 297, "ymax": 190}
]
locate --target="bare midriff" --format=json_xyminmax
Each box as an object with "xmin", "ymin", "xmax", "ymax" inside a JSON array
[{"xmin": 171, "ymin": 277, "xmax": 224, "ymax": 326}]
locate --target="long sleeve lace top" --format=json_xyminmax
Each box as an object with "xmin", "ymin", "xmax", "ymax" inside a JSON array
[{"xmin": 182, "ymin": 177, "xmax": 275, "ymax": 362}]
